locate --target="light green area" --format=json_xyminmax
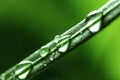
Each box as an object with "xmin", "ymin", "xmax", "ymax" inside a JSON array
[{"xmin": 0, "ymin": 0, "xmax": 120, "ymax": 80}]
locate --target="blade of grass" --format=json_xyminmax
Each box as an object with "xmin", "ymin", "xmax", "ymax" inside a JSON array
[{"xmin": 0, "ymin": 0, "xmax": 120, "ymax": 80}]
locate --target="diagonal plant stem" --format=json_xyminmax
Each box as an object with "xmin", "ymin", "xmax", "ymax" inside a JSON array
[{"xmin": 0, "ymin": 0, "xmax": 120, "ymax": 80}]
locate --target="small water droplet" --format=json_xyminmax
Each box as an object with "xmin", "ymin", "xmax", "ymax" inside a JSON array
[
  {"xmin": 39, "ymin": 46, "xmax": 49, "ymax": 57},
  {"xmin": 54, "ymin": 35, "xmax": 61, "ymax": 43},
  {"xmin": 43, "ymin": 64, "xmax": 47, "ymax": 66},
  {"xmin": 42, "ymin": 61, "xmax": 47, "ymax": 66},
  {"xmin": 49, "ymin": 56, "xmax": 53, "ymax": 61},
  {"xmin": 54, "ymin": 52, "xmax": 61, "ymax": 58},
  {"xmin": 49, "ymin": 51, "xmax": 61, "ymax": 61},
  {"xmin": 49, "ymin": 52, "xmax": 61, "ymax": 61},
  {"xmin": 49, "ymin": 53, "xmax": 55, "ymax": 61},
  {"xmin": 15, "ymin": 61, "xmax": 33, "ymax": 80}
]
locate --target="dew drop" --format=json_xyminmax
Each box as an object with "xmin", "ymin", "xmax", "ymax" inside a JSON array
[
  {"xmin": 54, "ymin": 35, "xmax": 61, "ymax": 43},
  {"xmin": 15, "ymin": 61, "xmax": 33, "ymax": 80},
  {"xmin": 43, "ymin": 64, "xmax": 47, "ymax": 66},
  {"xmin": 54, "ymin": 35, "xmax": 71, "ymax": 43},
  {"xmin": 50, "ymin": 57, "xmax": 53, "ymax": 61},
  {"xmin": 87, "ymin": 10, "xmax": 99, "ymax": 18},
  {"xmin": 89, "ymin": 21, "xmax": 101, "ymax": 33},
  {"xmin": 49, "ymin": 54, "xmax": 54, "ymax": 61},
  {"xmin": 49, "ymin": 53, "xmax": 56, "ymax": 61},
  {"xmin": 42, "ymin": 61, "xmax": 47, "ymax": 67},
  {"xmin": 49, "ymin": 52, "xmax": 60, "ymax": 61},
  {"xmin": 54, "ymin": 52, "xmax": 61, "ymax": 59},
  {"xmin": 58, "ymin": 41, "xmax": 69, "ymax": 52},
  {"xmin": 54, "ymin": 35, "xmax": 71, "ymax": 53},
  {"xmin": 39, "ymin": 46, "xmax": 49, "ymax": 57},
  {"xmin": 18, "ymin": 71, "xmax": 29, "ymax": 80},
  {"xmin": 86, "ymin": 10, "xmax": 103, "ymax": 33}
]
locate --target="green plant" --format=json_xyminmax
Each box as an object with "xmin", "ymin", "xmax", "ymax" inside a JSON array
[{"xmin": 0, "ymin": 0, "xmax": 120, "ymax": 80}]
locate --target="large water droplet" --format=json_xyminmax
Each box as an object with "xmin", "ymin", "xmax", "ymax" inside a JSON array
[
  {"xmin": 39, "ymin": 46, "xmax": 49, "ymax": 57},
  {"xmin": 15, "ymin": 61, "xmax": 33, "ymax": 80},
  {"xmin": 58, "ymin": 41, "xmax": 69, "ymax": 52},
  {"xmin": 54, "ymin": 35, "xmax": 70, "ymax": 53},
  {"xmin": 89, "ymin": 21, "xmax": 101, "ymax": 33},
  {"xmin": 58, "ymin": 35, "xmax": 70, "ymax": 53},
  {"xmin": 86, "ymin": 10, "xmax": 103, "ymax": 33}
]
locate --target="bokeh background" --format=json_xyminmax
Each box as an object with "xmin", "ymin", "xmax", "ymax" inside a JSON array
[{"xmin": 0, "ymin": 0, "xmax": 120, "ymax": 80}]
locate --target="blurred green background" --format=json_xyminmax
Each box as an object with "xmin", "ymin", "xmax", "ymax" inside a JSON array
[{"xmin": 0, "ymin": 0, "xmax": 120, "ymax": 80}]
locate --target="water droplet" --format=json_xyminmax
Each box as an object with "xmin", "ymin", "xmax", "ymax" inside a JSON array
[
  {"xmin": 86, "ymin": 10, "xmax": 103, "ymax": 33},
  {"xmin": 15, "ymin": 61, "xmax": 33, "ymax": 80},
  {"xmin": 54, "ymin": 52, "xmax": 61, "ymax": 58},
  {"xmin": 54, "ymin": 35, "xmax": 71, "ymax": 43},
  {"xmin": 89, "ymin": 21, "xmax": 101, "ymax": 33},
  {"xmin": 58, "ymin": 41, "xmax": 69, "ymax": 52},
  {"xmin": 49, "ymin": 52, "xmax": 61, "ymax": 61},
  {"xmin": 58, "ymin": 36, "xmax": 70, "ymax": 52},
  {"xmin": 87, "ymin": 10, "xmax": 99, "ymax": 18},
  {"xmin": 54, "ymin": 35, "xmax": 70, "ymax": 53},
  {"xmin": 49, "ymin": 53, "xmax": 55, "ymax": 61},
  {"xmin": 18, "ymin": 70, "xmax": 30, "ymax": 79},
  {"xmin": 50, "ymin": 52, "xmax": 61, "ymax": 61},
  {"xmin": 43, "ymin": 63, "xmax": 47, "ymax": 66},
  {"xmin": 42, "ymin": 61, "xmax": 47, "ymax": 66},
  {"xmin": 39, "ymin": 46, "xmax": 49, "ymax": 57},
  {"xmin": 54, "ymin": 35, "xmax": 61, "ymax": 43},
  {"xmin": 49, "ymin": 55, "xmax": 53, "ymax": 61}
]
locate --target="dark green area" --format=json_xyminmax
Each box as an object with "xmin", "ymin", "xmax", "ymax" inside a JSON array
[{"xmin": 0, "ymin": 0, "xmax": 120, "ymax": 80}]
